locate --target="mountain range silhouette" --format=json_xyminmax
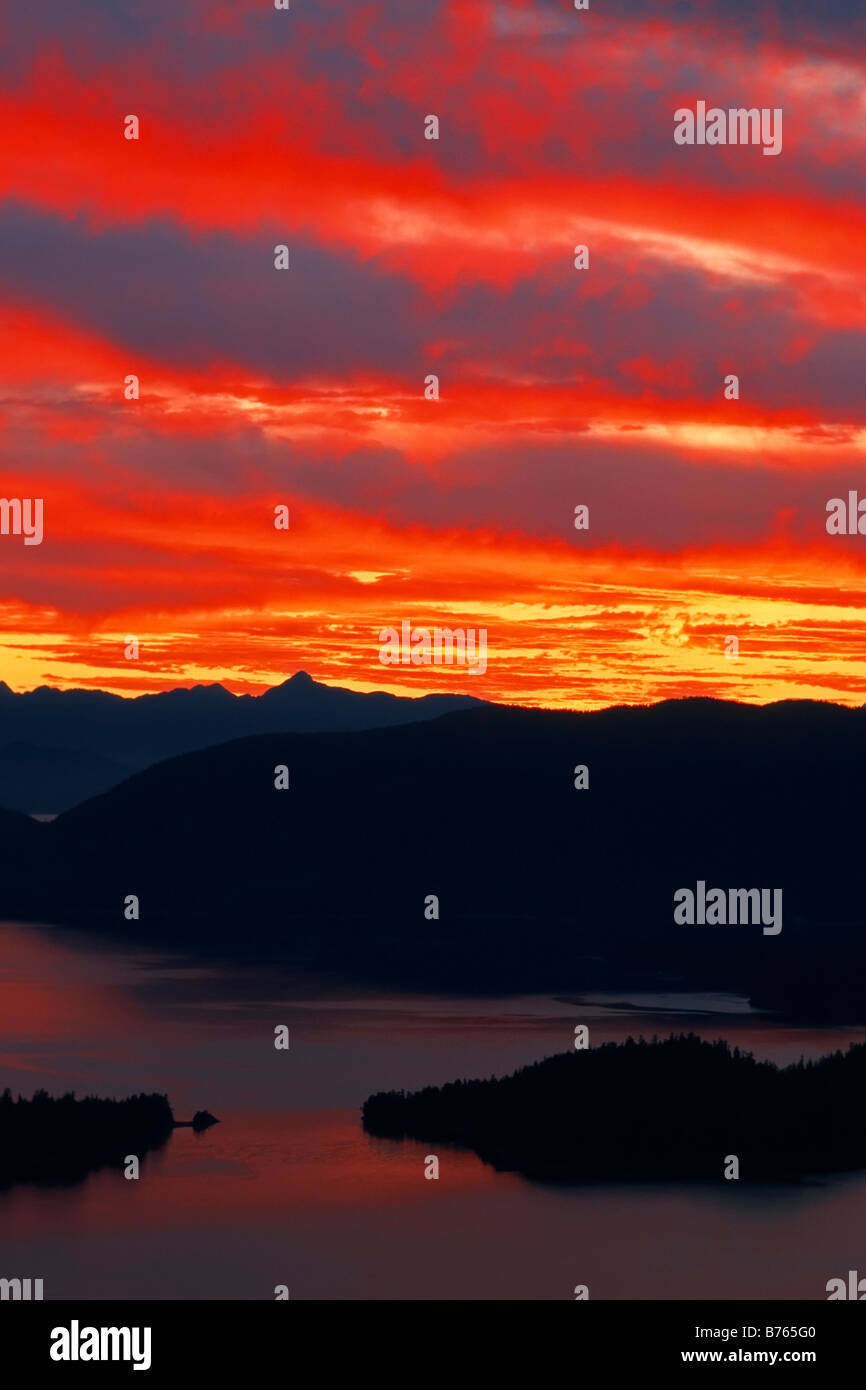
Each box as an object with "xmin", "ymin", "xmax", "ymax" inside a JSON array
[
  {"xmin": 0, "ymin": 672, "xmax": 484, "ymax": 812},
  {"xmin": 0, "ymin": 692, "xmax": 863, "ymax": 1014}
]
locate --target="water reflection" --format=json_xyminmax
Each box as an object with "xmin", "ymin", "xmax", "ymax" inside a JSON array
[{"xmin": 2, "ymin": 921, "xmax": 865, "ymax": 1299}]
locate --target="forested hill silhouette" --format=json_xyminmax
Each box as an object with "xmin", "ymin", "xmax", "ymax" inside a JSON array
[
  {"xmin": 0, "ymin": 696, "xmax": 864, "ymax": 1006},
  {"xmin": 363, "ymin": 1035, "xmax": 866, "ymax": 1182},
  {"xmin": 0, "ymin": 1090, "xmax": 175, "ymax": 1189},
  {"xmin": 0, "ymin": 672, "xmax": 485, "ymax": 812}
]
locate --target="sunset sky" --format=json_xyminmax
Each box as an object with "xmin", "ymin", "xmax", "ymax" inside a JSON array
[{"xmin": 0, "ymin": 0, "xmax": 864, "ymax": 708}]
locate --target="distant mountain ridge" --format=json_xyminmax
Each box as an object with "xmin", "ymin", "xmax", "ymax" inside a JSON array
[
  {"xmin": 0, "ymin": 743, "xmax": 134, "ymax": 815},
  {"xmin": 0, "ymin": 672, "xmax": 487, "ymax": 812}
]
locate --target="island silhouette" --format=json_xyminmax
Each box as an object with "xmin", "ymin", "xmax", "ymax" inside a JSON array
[
  {"xmin": 362, "ymin": 1034, "xmax": 866, "ymax": 1182},
  {"xmin": 0, "ymin": 1089, "xmax": 218, "ymax": 1190}
]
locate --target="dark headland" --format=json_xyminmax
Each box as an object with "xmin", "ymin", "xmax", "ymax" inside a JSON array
[
  {"xmin": 0, "ymin": 1090, "xmax": 217, "ymax": 1189},
  {"xmin": 362, "ymin": 1034, "xmax": 866, "ymax": 1182}
]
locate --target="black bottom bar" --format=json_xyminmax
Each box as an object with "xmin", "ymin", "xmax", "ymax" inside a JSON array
[{"xmin": 1, "ymin": 1301, "xmax": 856, "ymax": 1378}]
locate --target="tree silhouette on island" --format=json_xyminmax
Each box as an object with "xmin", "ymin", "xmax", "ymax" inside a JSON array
[
  {"xmin": 0, "ymin": 1090, "xmax": 218, "ymax": 1189},
  {"xmin": 363, "ymin": 1034, "xmax": 866, "ymax": 1183}
]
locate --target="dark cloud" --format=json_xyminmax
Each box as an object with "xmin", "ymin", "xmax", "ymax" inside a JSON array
[
  {"xmin": 3, "ymin": 401, "xmax": 858, "ymax": 556},
  {"xmin": 0, "ymin": 201, "xmax": 424, "ymax": 377},
  {"xmin": 0, "ymin": 199, "xmax": 862, "ymax": 419}
]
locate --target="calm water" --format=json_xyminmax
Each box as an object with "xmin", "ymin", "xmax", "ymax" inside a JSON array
[{"xmin": 2, "ymin": 920, "xmax": 865, "ymax": 1300}]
